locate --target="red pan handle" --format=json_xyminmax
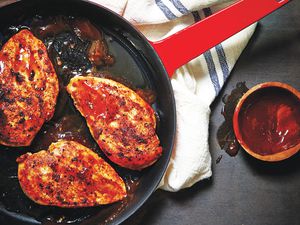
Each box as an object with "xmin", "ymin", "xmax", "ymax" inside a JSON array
[{"xmin": 150, "ymin": 0, "xmax": 290, "ymax": 77}]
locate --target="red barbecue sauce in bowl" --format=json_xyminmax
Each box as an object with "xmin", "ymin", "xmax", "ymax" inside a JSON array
[{"xmin": 233, "ymin": 82, "xmax": 300, "ymax": 161}]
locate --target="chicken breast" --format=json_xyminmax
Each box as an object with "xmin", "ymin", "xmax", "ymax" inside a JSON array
[
  {"xmin": 17, "ymin": 140, "xmax": 126, "ymax": 207},
  {"xmin": 0, "ymin": 29, "xmax": 59, "ymax": 146},
  {"xmin": 67, "ymin": 76, "xmax": 162, "ymax": 170}
]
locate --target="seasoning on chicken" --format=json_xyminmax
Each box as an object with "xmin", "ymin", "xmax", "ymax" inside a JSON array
[
  {"xmin": 0, "ymin": 29, "xmax": 59, "ymax": 146},
  {"xmin": 17, "ymin": 140, "xmax": 126, "ymax": 207},
  {"xmin": 67, "ymin": 76, "xmax": 162, "ymax": 170}
]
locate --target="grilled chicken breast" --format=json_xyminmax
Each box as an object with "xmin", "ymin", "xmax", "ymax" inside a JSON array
[
  {"xmin": 17, "ymin": 140, "xmax": 126, "ymax": 207},
  {"xmin": 67, "ymin": 76, "xmax": 162, "ymax": 170},
  {"xmin": 0, "ymin": 29, "xmax": 59, "ymax": 146}
]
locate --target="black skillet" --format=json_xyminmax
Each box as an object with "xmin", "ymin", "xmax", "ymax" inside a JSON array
[
  {"xmin": 0, "ymin": 1, "xmax": 176, "ymax": 224},
  {"xmin": 0, "ymin": 0, "xmax": 290, "ymax": 224}
]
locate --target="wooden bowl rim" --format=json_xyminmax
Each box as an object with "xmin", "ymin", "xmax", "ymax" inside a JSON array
[{"xmin": 233, "ymin": 82, "xmax": 300, "ymax": 162}]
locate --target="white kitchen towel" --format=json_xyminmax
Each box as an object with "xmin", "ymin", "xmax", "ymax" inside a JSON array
[
  {"xmin": 91, "ymin": 0, "xmax": 256, "ymax": 192},
  {"xmin": 0, "ymin": 0, "xmax": 256, "ymax": 192}
]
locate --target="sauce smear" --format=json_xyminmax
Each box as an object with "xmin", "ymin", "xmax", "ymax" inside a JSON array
[
  {"xmin": 239, "ymin": 87, "xmax": 300, "ymax": 155},
  {"xmin": 217, "ymin": 82, "xmax": 249, "ymax": 157}
]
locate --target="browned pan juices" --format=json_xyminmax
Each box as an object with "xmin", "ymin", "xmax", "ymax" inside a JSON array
[{"xmin": 0, "ymin": 15, "xmax": 157, "ymax": 224}]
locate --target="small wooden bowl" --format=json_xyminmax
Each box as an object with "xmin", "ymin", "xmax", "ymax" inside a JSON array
[{"xmin": 233, "ymin": 82, "xmax": 300, "ymax": 162}]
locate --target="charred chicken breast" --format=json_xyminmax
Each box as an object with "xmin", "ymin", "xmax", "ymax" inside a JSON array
[
  {"xmin": 67, "ymin": 76, "xmax": 162, "ymax": 170},
  {"xmin": 0, "ymin": 29, "xmax": 59, "ymax": 146},
  {"xmin": 17, "ymin": 140, "xmax": 126, "ymax": 207}
]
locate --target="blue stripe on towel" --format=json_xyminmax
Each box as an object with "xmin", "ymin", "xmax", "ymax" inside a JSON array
[
  {"xmin": 155, "ymin": 0, "xmax": 177, "ymax": 20},
  {"xmin": 203, "ymin": 51, "xmax": 221, "ymax": 93},
  {"xmin": 203, "ymin": 7, "xmax": 230, "ymax": 80},
  {"xmin": 215, "ymin": 45, "xmax": 229, "ymax": 80},
  {"xmin": 191, "ymin": 11, "xmax": 201, "ymax": 21},
  {"xmin": 202, "ymin": 7, "xmax": 212, "ymax": 17},
  {"xmin": 169, "ymin": 0, "xmax": 189, "ymax": 14},
  {"xmin": 192, "ymin": 11, "xmax": 221, "ymax": 94}
]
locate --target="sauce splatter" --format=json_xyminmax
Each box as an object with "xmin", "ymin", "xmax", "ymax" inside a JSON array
[{"xmin": 217, "ymin": 82, "xmax": 249, "ymax": 157}]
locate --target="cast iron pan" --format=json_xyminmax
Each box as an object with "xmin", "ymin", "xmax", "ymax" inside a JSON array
[
  {"xmin": 0, "ymin": 0, "xmax": 290, "ymax": 224},
  {"xmin": 0, "ymin": 1, "xmax": 176, "ymax": 224}
]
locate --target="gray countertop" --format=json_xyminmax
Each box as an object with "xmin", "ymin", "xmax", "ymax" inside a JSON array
[{"xmin": 123, "ymin": 1, "xmax": 300, "ymax": 225}]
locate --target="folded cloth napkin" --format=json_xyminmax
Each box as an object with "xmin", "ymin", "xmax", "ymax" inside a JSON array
[
  {"xmin": 93, "ymin": 0, "xmax": 256, "ymax": 191},
  {"xmin": 90, "ymin": 0, "xmax": 256, "ymax": 192},
  {"xmin": 0, "ymin": 0, "xmax": 256, "ymax": 192}
]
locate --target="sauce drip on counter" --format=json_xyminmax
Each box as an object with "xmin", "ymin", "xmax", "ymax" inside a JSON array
[
  {"xmin": 239, "ymin": 87, "xmax": 300, "ymax": 155},
  {"xmin": 217, "ymin": 82, "xmax": 249, "ymax": 157}
]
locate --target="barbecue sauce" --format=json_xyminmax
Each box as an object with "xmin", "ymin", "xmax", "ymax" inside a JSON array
[
  {"xmin": 74, "ymin": 80, "xmax": 119, "ymax": 123},
  {"xmin": 238, "ymin": 87, "xmax": 300, "ymax": 155}
]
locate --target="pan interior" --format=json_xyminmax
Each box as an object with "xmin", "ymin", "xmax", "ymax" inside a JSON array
[{"xmin": 0, "ymin": 0, "xmax": 175, "ymax": 225}]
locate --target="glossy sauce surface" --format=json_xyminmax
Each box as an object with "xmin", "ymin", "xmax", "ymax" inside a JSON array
[
  {"xmin": 239, "ymin": 87, "xmax": 300, "ymax": 155},
  {"xmin": 76, "ymin": 80, "xmax": 119, "ymax": 123}
]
